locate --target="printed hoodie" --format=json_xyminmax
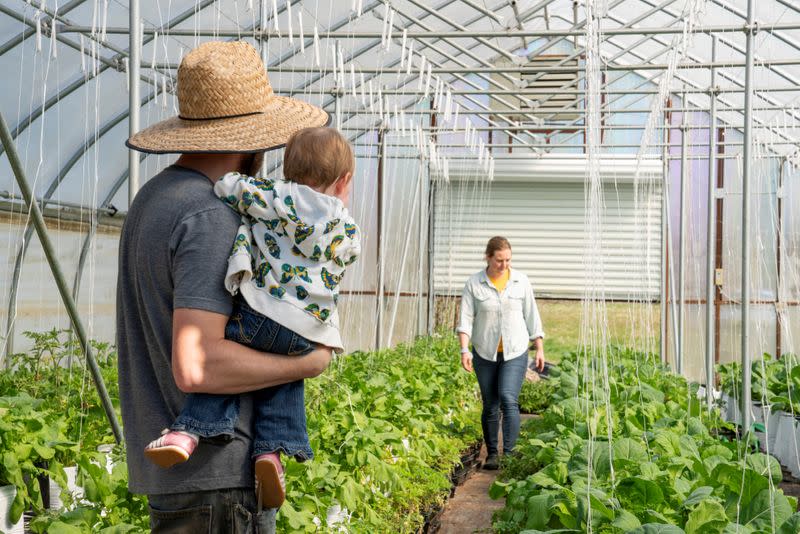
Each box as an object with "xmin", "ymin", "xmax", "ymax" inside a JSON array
[{"xmin": 214, "ymin": 172, "xmax": 361, "ymax": 351}]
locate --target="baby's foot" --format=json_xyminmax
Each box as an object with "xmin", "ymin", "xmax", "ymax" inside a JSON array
[
  {"xmin": 144, "ymin": 430, "xmax": 198, "ymax": 468},
  {"xmin": 254, "ymin": 452, "xmax": 285, "ymax": 508}
]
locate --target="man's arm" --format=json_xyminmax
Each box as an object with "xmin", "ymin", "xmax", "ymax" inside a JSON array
[{"xmin": 171, "ymin": 308, "xmax": 332, "ymax": 394}]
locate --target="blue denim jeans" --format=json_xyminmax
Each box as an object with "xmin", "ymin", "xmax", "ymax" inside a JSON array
[
  {"xmin": 472, "ymin": 350, "xmax": 528, "ymax": 455},
  {"xmin": 172, "ymin": 298, "xmax": 315, "ymax": 460},
  {"xmin": 148, "ymin": 488, "xmax": 276, "ymax": 533}
]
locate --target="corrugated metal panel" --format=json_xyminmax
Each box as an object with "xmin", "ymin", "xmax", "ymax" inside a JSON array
[{"xmin": 433, "ymin": 181, "xmax": 662, "ymax": 300}]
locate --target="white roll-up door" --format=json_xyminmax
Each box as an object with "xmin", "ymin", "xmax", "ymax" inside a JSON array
[{"xmin": 433, "ymin": 155, "xmax": 662, "ymax": 300}]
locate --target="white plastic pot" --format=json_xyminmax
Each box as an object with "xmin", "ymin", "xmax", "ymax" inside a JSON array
[
  {"xmin": 0, "ymin": 485, "xmax": 25, "ymax": 534},
  {"xmin": 773, "ymin": 414, "xmax": 800, "ymax": 478},
  {"xmin": 763, "ymin": 408, "xmax": 783, "ymax": 453},
  {"xmin": 48, "ymin": 466, "xmax": 83, "ymax": 510}
]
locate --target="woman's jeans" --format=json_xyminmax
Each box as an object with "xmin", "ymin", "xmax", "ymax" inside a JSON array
[
  {"xmin": 172, "ymin": 298, "xmax": 315, "ymax": 460},
  {"xmin": 472, "ymin": 350, "xmax": 528, "ymax": 455}
]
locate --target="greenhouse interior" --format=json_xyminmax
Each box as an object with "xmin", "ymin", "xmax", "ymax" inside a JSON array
[{"xmin": 1, "ymin": 0, "xmax": 800, "ymax": 531}]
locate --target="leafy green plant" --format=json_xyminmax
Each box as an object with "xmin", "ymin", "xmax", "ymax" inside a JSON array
[
  {"xmin": 491, "ymin": 348, "xmax": 800, "ymax": 534},
  {"xmin": 2, "ymin": 331, "xmax": 482, "ymax": 533},
  {"xmin": 0, "ymin": 394, "xmax": 77, "ymax": 524},
  {"xmin": 519, "ymin": 379, "xmax": 556, "ymax": 414},
  {"xmin": 28, "ymin": 448, "xmax": 149, "ymax": 533}
]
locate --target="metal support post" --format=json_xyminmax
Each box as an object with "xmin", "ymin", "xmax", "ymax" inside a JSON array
[
  {"xmin": 678, "ymin": 95, "xmax": 688, "ymax": 376},
  {"xmin": 128, "ymin": 0, "xmax": 140, "ymax": 205},
  {"xmin": 0, "ymin": 111, "xmax": 123, "ymax": 444},
  {"xmin": 375, "ymin": 126, "xmax": 386, "ymax": 350},
  {"xmin": 741, "ymin": 0, "xmax": 756, "ymax": 434},
  {"xmin": 705, "ymin": 36, "xmax": 718, "ymax": 411}
]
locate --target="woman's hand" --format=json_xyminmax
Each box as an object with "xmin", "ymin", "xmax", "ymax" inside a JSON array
[
  {"xmin": 533, "ymin": 347, "xmax": 545, "ymax": 372},
  {"xmin": 461, "ymin": 351, "xmax": 473, "ymax": 372}
]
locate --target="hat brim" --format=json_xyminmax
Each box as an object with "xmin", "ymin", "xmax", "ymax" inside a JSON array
[{"xmin": 126, "ymin": 96, "xmax": 330, "ymax": 154}]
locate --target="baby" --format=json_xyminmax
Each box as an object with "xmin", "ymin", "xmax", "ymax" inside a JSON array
[{"xmin": 144, "ymin": 127, "xmax": 360, "ymax": 508}]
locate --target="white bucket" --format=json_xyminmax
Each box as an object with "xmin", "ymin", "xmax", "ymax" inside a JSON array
[
  {"xmin": 773, "ymin": 414, "xmax": 800, "ymax": 477},
  {"xmin": 48, "ymin": 466, "xmax": 83, "ymax": 510},
  {"xmin": 0, "ymin": 485, "xmax": 25, "ymax": 534}
]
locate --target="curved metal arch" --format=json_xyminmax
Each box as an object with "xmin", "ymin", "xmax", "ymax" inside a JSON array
[
  {"xmin": 0, "ymin": 0, "xmax": 88, "ymax": 56},
  {"xmin": 0, "ymin": 0, "xmax": 218, "ymax": 159},
  {"xmin": 2, "ymin": 0, "xmax": 223, "ymax": 356},
  {"xmin": 3, "ymin": 89, "xmax": 162, "ymax": 357}
]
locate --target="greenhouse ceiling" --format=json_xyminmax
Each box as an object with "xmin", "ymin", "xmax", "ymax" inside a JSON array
[{"xmin": 1, "ymin": 0, "xmax": 800, "ymax": 211}]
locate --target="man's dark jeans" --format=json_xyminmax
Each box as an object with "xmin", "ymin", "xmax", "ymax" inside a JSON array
[{"xmin": 148, "ymin": 488, "xmax": 276, "ymax": 533}]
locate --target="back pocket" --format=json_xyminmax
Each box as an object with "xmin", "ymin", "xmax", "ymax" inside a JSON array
[{"xmin": 149, "ymin": 504, "xmax": 212, "ymax": 534}]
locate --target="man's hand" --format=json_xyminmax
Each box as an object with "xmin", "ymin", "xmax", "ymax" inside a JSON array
[
  {"xmin": 461, "ymin": 352, "xmax": 473, "ymax": 372},
  {"xmin": 304, "ymin": 346, "xmax": 334, "ymax": 377}
]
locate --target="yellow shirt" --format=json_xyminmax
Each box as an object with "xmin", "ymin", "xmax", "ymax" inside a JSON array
[{"xmin": 489, "ymin": 270, "xmax": 510, "ymax": 352}]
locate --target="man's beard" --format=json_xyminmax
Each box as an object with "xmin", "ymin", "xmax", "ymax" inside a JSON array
[{"xmin": 239, "ymin": 152, "xmax": 265, "ymax": 177}]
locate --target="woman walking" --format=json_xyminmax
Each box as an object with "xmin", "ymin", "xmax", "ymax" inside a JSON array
[{"xmin": 457, "ymin": 236, "xmax": 545, "ymax": 469}]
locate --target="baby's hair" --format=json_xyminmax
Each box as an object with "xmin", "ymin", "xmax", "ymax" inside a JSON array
[{"xmin": 283, "ymin": 127, "xmax": 354, "ymax": 188}]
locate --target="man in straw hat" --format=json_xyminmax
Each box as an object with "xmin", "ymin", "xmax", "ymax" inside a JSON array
[{"xmin": 118, "ymin": 40, "xmax": 332, "ymax": 531}]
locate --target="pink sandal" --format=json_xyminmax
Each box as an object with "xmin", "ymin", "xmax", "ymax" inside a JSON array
[
  {"xmin": 254, "ymin": 453, "xmax": 286, "ymax": 508},
  {"xmin": 145, "ymin": 430, "xmax": 198, "ymax": 468}
]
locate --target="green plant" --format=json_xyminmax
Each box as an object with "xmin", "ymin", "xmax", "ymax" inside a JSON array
[
  {"xmin": 490, "ymin": 348, "xmax": 800, "ymax": 533},
  {"xmin": 0, "ymin": 394, "xmax": 78, "ymax": 524},
  {"xmin": 28, "ymin": 448, "xmax": 149, "ymax": 533},
  {"xmin": 519, "ymin": 379, "xmax": 556, "ymax": 414}
]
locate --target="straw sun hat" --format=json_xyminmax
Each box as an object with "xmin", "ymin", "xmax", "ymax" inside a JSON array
[{"xmin": 126, "ymin": 41, "xmax": 329, "ymax": 154}]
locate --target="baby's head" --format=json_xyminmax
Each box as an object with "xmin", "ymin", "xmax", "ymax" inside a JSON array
[{"xmin": 283, "ymin": 127, "xmax": 354, "ymax": 205}]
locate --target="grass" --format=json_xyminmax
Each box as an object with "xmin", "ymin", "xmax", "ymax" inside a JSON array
[
  {"xmin": 538, "ymin": 299, "xmax": 660, "ymax": 362},
  {"xmin": 435, "ymin": 297, "xmax": 660, "ymax": 364}
]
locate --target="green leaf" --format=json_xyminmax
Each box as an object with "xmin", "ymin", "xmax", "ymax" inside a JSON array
[
  {"xmin": 776, "ymin": 512, "xmax": 800, "ymax": 534},
  {"xmin": 629, "ymin": 524, "xmax": 686, "ymax": 534},
  {"xmin": 524, "ymin": 494, "xmax": 553, "ymax": 530},
  {"xmin": 489, "ymin": 480, "xmax": 511, "ymax": 500},
  {"xmin": 740, "ymin": 489, "xmax": 794, "ymax": 530},
  {"xmin": 746, "ymin": 453, "xmax": 782, "ymax": 483},
  {"xmin": 721, "ymin": 523, "xmax": 755, "ymax": 534},
  {"xmin": 683, "ymin": 487, "xmax": 714, "ymax": 508},
  {"xmin": 613, "ymin": 438, "xmax": 648, "ymax": 466},
  {"xmin": 685, "ymin": 499, "xmax": 728, "ymax": 534},
  {"xmin": 44, "ymin": 522, "xmax": 84, "ymax": 534},
  {"xmin": 619, "ymin": 477, "xmax": 665, "ymax": 507},
  {"xmin": 530, "ymin": 462, "xmax": 568, "ymax": 488},
  {"xmin": 612, "ymin": 509, "xmax": 642, "ymax": 530}
]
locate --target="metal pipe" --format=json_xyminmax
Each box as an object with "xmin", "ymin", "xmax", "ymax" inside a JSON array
[
  {"xmin": 376, "ymin": 126, "xmax": 386, "ymax": 350},
  {"xmin": 148, "ymin": 58, "xmax": 800, "ymax": 72},
  {"xmin": 660, "ymin": 137, "xmax": 668, "ymax": 365},
  {"xmin": 678, "ymin": 97, "xmax": 688, "ymax": 376},
  {"xmin": 54, "ymin": 21, "xmax": 800, "ymax": 37},
  {"xmin": 705, "ymin": 36, "xmax": 718, "ymax": 411},
  {"xmin": 350, "ymin": 152, "xmax": 787, "ymax": 160},
  {"xmin": 741, "ymin": 0, "xmax": 756, "ymax": 435},
  {"xmin": 129, "ymin": 2, "xmax": 141, "ymax": 205},
  {"xmin": 332, "ymin": 105, "xmax": 800, "ymax": 114},
  {"xmin": 417, "ymin": 154, "xmax": 427, "ymax": 337},
  {"xmin": 272, "ymin": 85, "xmax": 800, "ymax": 95},
  {"xmin": 0, "ymin": 111, "xmax": 123, "ymax": 443}
]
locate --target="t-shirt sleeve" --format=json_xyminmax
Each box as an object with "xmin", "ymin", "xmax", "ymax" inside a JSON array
[{"xmin": 170, "ymin": 206, "xmax": 239, "ymax": 316}]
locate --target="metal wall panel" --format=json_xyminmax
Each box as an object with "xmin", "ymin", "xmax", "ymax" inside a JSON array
[{"xmin": 433, "ymin": 177, "xmax": 662, "ymax": 300}]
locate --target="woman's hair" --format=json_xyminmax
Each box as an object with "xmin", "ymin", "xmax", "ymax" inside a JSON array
[
  {"xmin": 485, "ymin": 236, "xmax": 511, "ymax": 258},
  {"xmin": 283, "ymin": 127, "xmax": 355, "ymax": 188}
]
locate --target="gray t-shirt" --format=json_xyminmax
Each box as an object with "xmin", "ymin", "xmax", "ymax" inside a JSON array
[{"xmin": 117, "ymin": 165, "xmax": 255, "ymax": 495}]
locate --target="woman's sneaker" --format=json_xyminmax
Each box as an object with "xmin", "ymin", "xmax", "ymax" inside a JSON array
[
  {"xmin": 254, "ymin": 453, "xmax": 286, "ymax": 508},
  {"xmin": 483, "ymin": 453, "xmax": 500, "ymax": 470},
  {"xmin": 144, "ymin": 430, "xmax": 199, "ymax": 468}
]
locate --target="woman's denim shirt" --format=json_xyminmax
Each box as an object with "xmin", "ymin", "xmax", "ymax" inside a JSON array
[{"xmin": 457, "ymin": 268, "xmax": 544, "ymax": 362}]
